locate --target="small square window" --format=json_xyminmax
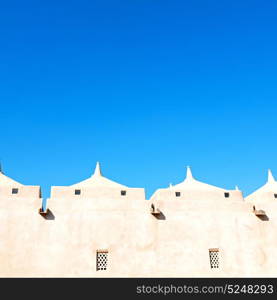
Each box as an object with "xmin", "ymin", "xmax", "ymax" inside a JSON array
[
  {"xmin": 274, "ymin": 194, "xmax": 277, "ymax": 199},
  {"xmin": 121, "ymin": 190, "xmax": 126, "ymax": 196},
  {"xmin": 12, "ymin": 188, "xmax": 18, "ymax": 194},
  {"xmin": 224, "ymin": 192, "xmax": 229, "ymax": 198},
  {"xmin": 75, "ymin": 189, "xmax": 81, "ymax": 195},
  {"xmin": 96, "ymin": 250, "xmax": 108, "ymax": 271},
  {"xmin": 175, "ymin": 192, "xmax": 181, "ymax": 197}
]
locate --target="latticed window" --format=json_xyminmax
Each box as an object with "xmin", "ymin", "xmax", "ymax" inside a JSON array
[
  {"xmin": 209, "ymin": 249, "xmax": 219, "ymax": 269},
  {"xmin": 96, "ymin": 250, "xmax": 108, "ymax": 271}
]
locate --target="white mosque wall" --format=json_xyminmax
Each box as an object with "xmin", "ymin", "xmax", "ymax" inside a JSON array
[{"xmin": 0, "ymin": 165, "xmax": 277, "ymax": 277}]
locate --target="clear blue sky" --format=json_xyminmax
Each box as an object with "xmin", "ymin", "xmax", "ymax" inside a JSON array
[{"xmin": 1, "ymin": 0, "xmax": 277, "ymax": 199}]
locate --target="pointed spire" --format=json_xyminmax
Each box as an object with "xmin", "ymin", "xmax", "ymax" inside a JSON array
[
  {"xmin": 93, "ymin": 162, "xmax": 102, "ymax": 177},
  {"xmin": 235, "ymin": 185, "xmax": 239, "ymax": 191},
  {"xmin": 185, "ymin": 166, "xmax": 194, "ymax": 181},
  {"xmin": 268, "ymin": 169, "xmax": 275, "ymax": 183},
  {"xmin": 169, "ymin": 183, "xmax": 173, "ymax": 188}
]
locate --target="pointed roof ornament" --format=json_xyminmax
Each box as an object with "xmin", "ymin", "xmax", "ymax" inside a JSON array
[
  {"xmin": 72, "ymin": 161, "xmax": 127, "ymax": 188},
  {"xmin": 267, "ymin": 169, "xmax": 275, "ymax": 183},
  {"xmin": 235, "ymin": 185, "xmax": 239, "ymax": 191},
  {"xmin": 93, "ymin": 161, "xmax": 102, "ymax": 177},
  {"xmin": 186, "ymin": 166, "xmax": 194, "ymax": 181},
  {"xmin": 169, "ymin": 183, "xmax": 173, "ymax": 188},
  {"xmin": 173, "ymin": 165, "xmax": 225, "ymax": 191}
]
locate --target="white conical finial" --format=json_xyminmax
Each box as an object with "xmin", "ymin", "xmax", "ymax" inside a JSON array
[
  {"xmin": 235, "ymin": 185, "xmax": 239, "ymax": 191},
  {"xmin": 268, "ymin": 169, "xmax": 275, "ymax": 183},
  {"xmin": 93, "ymin": 162, "xmax": 102, "ymax": 177},
  {"xmin": 169, "ymin": 183, "xmax": 173, "ymax": 188},
  {"xmin": 186, "ymin": 166, "xmax": 194, "ymax": 181}
]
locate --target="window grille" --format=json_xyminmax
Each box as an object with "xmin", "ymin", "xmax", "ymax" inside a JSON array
[
  {"xmin": 209, "ymin": 249, "xmax": 219, "ymax": 269},
  {"xmin": 96, "ymin": 250, "xmax": 108, "ymax": 271}
]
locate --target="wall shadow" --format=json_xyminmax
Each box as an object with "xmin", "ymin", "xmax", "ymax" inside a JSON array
[
  {"xmin": 155, "ymin": 211, "xmax": 166, "ymax": 220},
  {"xmin": 257, "ymin": 214, "xmax": 269, "ymax": 221},
  {"xmin": 41, "ymin": 209, "xmax": 55, "ymax": 220}
]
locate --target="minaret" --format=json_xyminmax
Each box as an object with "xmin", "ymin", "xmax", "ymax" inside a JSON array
[{"xmin": 267, "ymin": 169, "xmax": 275, "ymax": 183}]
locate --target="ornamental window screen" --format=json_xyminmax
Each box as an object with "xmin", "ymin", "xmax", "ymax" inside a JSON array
[
  {"xmin": 209, "ymin": 249, "xmax": 219, "ymax": 269},
  {"xmin": 96, "ymin": 250, "xmax": 108, "ymax": 271}
]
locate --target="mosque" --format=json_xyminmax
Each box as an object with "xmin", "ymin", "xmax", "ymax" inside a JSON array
[{"xmin": 0, "ymin": 163, "xmax": 276, "ymax": 277}]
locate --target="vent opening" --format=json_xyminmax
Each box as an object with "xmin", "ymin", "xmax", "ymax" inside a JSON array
[
  {"xmin": 75, "ymin": 189, "xmax": 81, "ymax": 195},
  {"xmin": 209, "ymin": 249, "xmax": 219, "ymax": 269},
  {"xmin": 96, "ymin": 250, "xmax": 108, "ymax": 271}
]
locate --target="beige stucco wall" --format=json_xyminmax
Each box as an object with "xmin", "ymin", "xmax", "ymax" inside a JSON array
[
  {"xmin": 0, "ymin": 185, "xmax": 41, "ymax": 199},
  {"xmin": 1, "ymin": 168, "xmax": 277, "ymax": 277},
  {"xmin": 147, "ymin": 185, "xmax": 276, "ymax": 277}
]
